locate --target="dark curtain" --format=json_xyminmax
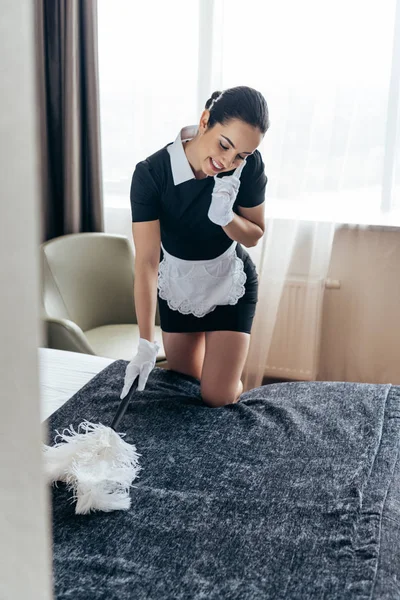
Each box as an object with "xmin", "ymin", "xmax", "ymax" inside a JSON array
[{"xmin": 36, "ymin": 0, "xmax": 104, "ymax": 242}]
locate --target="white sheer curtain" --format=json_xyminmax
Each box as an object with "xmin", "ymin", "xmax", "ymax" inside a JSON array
[
  {"xmin": 203, "ymin": 0, "xmax": 400, "ymax": 389},
  {"xmin": 97, "ymin": 0, "xmax": 200, "ymax": 239},
  {"xmin": 98, "ymin": 0, "xmax": 400, "ymax": 389}
]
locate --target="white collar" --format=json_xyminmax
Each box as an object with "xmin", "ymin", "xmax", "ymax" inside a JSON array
[{"xmin": 167, "ymin": 125, "xmax": 199, "ymax": 186}]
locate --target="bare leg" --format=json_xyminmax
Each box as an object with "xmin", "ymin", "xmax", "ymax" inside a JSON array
[
  {"xmin": 161, "ymin": 331, "xmax": 206, "ymax": 381},
  {"xmin": 235, "ymin": 379, "xmax": 244, "ymax": 402},
  {"xmin": 200, "ymin": 331, "xmax": 250, "ymax": 407}
]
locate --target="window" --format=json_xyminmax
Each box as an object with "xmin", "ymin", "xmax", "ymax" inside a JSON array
[
  {"xmin": 98, "ymin": 0, "xmax": 199, "ymax": 208},
  {"xmin": 98, "ymin": 0, "xmax": 400, "ymax": 225}
]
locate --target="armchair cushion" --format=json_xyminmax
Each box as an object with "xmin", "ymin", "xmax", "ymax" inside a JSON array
[{"xmin": 84, "ymin": 323, "xmax": 165, "ymax": 362}]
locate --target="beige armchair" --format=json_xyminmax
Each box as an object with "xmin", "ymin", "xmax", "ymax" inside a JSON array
[{"xmin": 40, "ymin": 232, "xmax": 165, "ymax": 362}]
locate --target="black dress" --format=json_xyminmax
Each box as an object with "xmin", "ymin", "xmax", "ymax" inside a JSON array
[{"xmin": 130, "ymin": 132, "xmax": 267, "ymax": 334}]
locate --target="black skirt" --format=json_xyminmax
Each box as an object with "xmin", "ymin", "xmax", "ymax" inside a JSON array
[{"xmin": 157, "ymin": 244, "xmax": 258, "ymax": 334}]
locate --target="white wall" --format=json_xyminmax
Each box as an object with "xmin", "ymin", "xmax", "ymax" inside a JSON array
[{"xmin": 0, "ymin": 2, "xmax": 53, "ymax": 599}]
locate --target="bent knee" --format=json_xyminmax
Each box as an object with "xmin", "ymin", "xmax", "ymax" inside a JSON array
[
  {"xmin": 200, "ymin": 380, "xmax": 242, "ymax": 408},
  {"xmin": 201, "ymin": 392, "xmax": 235, "ymax": 408}
]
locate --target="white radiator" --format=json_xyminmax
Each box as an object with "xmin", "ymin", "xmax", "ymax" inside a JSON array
[{"xmin": 264, "ymin": 278, "xmax": 326, "ymax": 381}]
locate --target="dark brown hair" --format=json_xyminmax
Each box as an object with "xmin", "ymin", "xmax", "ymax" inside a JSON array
[{"xmin": 205, "ymin": 86, "xmax": 270, "ymax": 134}]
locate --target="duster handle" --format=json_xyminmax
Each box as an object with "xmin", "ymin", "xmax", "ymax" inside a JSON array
[{"xmin": 111, "ymin": 386, "xmax": 136, "ymax": 431}]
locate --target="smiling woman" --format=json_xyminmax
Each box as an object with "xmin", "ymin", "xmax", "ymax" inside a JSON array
[
  {"xmin": 120, "ymin": 86, "xmax": 270, "ymax": 408},
  {"xmin": 183, "ymin": 88, "xmax": 269, "ymax": 178}
]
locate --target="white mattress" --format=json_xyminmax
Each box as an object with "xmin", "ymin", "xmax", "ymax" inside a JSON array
[{"xmin": 38, "ymin": 348, "xmax": 115, "ymax": 422}]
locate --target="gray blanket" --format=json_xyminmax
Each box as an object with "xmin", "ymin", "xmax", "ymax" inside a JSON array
[{"xmin": 47, "ymin": 361, "xmax": 400, "ymax": 599}]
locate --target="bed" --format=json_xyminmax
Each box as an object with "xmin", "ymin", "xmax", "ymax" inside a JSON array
[
  {"xmin": 39, "ymin": 348, "xmax": 115, "ymax": 421},
  {"xmin": 40, "ymin": 348, "xmax": 400, "ymax": 599}
]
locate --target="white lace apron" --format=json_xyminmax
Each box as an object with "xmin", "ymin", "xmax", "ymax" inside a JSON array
[{"xmin": 157, "ymin": 241, "xmax": 247, "ymax": 318}]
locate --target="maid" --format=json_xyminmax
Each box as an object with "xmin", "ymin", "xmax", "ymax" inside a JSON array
[{"xmin": 121, "ymin": 86, "xmax": 269, "ymax": 406}]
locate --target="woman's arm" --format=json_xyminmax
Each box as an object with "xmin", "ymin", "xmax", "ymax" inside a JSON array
[
  {"xmin": 132, "ymin": 220, "xmax": 161, "ymax": 342},
  {"xmin": 222, "ymin": 203, "xmax": 265, "ymax": 248}
]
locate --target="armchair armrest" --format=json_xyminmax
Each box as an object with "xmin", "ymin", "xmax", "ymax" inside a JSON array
[{"xmin": 44, "ymin": 317, "xmax": 96, "ymax": 355}]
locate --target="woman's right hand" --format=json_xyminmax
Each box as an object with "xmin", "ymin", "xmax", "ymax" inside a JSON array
[{"xmin": 120, "ymin": 338, "xmax": 160, "ymax": 398}]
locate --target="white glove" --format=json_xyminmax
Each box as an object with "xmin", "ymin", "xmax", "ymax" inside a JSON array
[
  {"xmin": 120, "ymin": 338, "xmax": 160, "ymax": 398},
  {"xmin": 207, "ymin": 161, "xmax": 246, "ymax": 227}
]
